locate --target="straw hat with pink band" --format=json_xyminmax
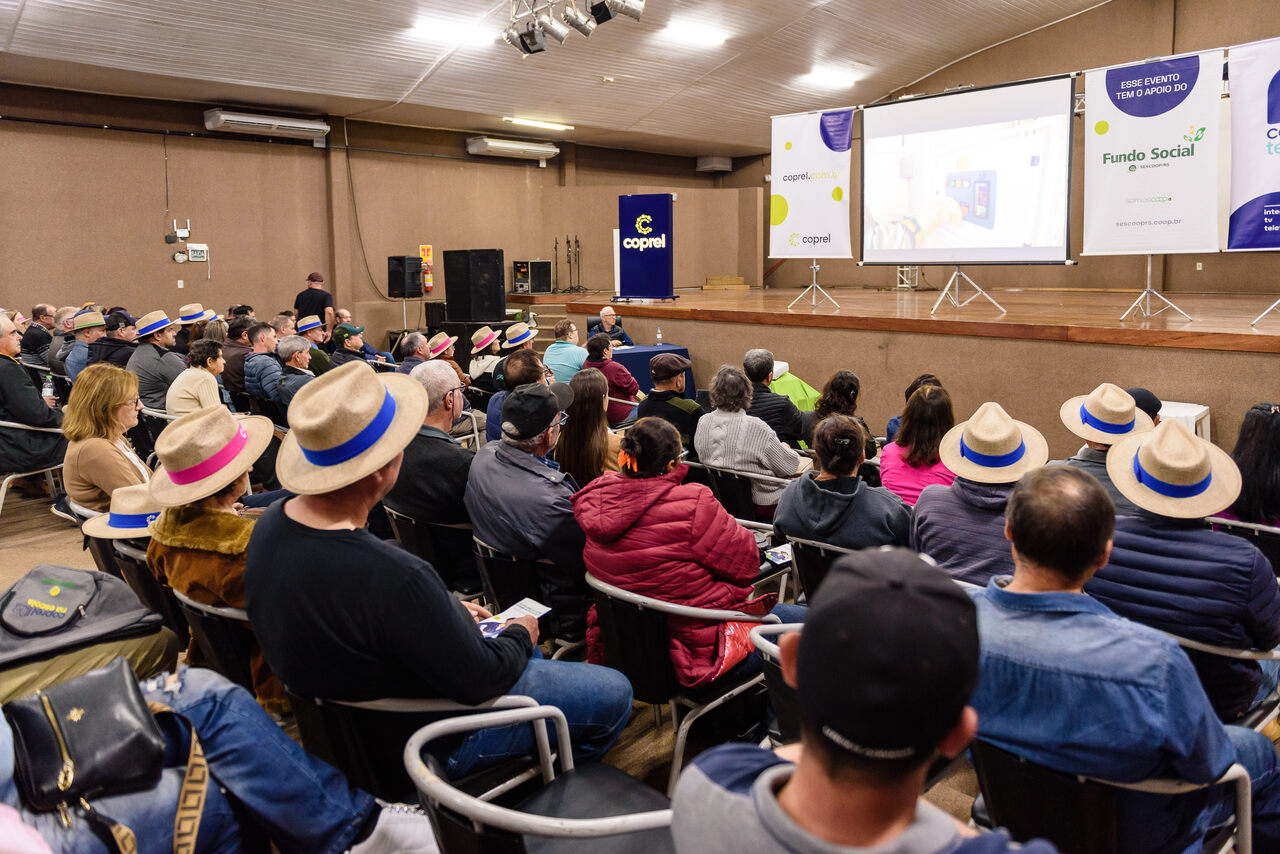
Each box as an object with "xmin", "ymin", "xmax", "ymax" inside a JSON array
[
  {"xmin": 275, "ymin": 361, "xmax": 428, "ymax": 494},
  {"xmin": 470, "ymin": 326, "xmax": 499, "ymax": 354},
  {"xmin": 426, "ymin": 331, "xmax": 458, "ymax": 359},
  {"xmin": 149, "ymin": 406, "xmax": 275, "ymax": 507},
  {"xmin": 82, "ymin": 483, "xmax": 164, "ymax": 539},
  {"xmin": 177, "ymin": 303, "xmax": 217, "ymax": 325},
  {"xmin": 1106, "ymin": 419, "xmax": 1241, "ymax": 520}
]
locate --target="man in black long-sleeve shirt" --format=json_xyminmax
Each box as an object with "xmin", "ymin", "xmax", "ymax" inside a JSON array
[
  {"xmin": 743, "ymin": 348, "xmax": 804, "ymax": 447},
  {"xmin": 244, "ymin": 361, "xmax": 631, "ymax": 778}
]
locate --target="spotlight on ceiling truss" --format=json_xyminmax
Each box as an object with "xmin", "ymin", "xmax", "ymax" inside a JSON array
[{"xmin": 503, "ymin": 0, "xmax": 643, "ymax": 56}]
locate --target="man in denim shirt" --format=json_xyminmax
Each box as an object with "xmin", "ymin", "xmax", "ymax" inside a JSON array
[{"xmin": 971, "ymin": 466, "xmax": 1280, "ymax": 852}]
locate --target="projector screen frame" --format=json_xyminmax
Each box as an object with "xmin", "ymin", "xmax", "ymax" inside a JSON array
[{"xmin": 858, "ymin": 73, "xmax": 1077, "ymax": 267}]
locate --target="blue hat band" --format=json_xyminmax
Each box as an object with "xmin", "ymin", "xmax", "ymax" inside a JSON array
[
  {"xmin": 300, "ymin": 389, "xmax": 397, "ymax": 467},
  {"xmin": 109, "ymin": 511, "xmax": 158, "ymax": 529},
  {"xmin": 959, "ymin": 436, "xmax": 1026, "ymax": 468},
  {"xmin": 138, "ymin": 318, "xmax": 171, "ymax": 336},
  {"xmin": 1132, "ymin": 453, "xmax": 1211, "ymax": 498},
  {"xmin": 298, "ymin": 320, "xmax": 321, "ymax": 332},
  {"xmin": 1080, "ymin": 404, "xmax": 1134, "ymax": 435},
  {"xmin": 180, "ymin": 311, "xmax": 205, "ymax": 322},
  {"xmin": 508, "ymin": 330, "xmax": 534, "ymax": 345}
]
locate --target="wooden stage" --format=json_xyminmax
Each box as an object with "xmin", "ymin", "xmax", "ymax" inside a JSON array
[{"xmin": 547, "ymin": 288, "xmax": 1280, "ymax": 355}]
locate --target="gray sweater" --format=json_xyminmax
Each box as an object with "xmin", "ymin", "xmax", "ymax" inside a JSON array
[
  {"xmin": 774, "ymin": 472, "xmax": 911, "ymax": 550},
  {"xmin": 694, "ymin": 409, "xmax": 800, "ymax": 505},
  {"xmin": 911, "ymin": 478, "xmax": 1015, "ymax": 586}
]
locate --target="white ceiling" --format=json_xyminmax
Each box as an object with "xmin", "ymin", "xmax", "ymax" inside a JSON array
[{"xmin": 0, "ymin": 0, "xmax": 1107, "ymax": 157}]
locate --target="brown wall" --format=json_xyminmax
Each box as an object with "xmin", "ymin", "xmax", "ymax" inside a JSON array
[
  {"xmin": 566, "ymin": 310, "xmax": 1261, "ymax": 455},
  {"xmin": 746, "ymin": 0, "xmax": 1280, "ymax": 293},
  {"xmin": 0, "ymin": 85, "xmax": 758, "ymax": 340}
]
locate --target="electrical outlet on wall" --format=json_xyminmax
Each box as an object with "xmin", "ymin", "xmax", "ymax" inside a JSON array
[
  {"xmin": 177, "ymin": 280, "xmax": 184, "ymax": 289},
  {"xmin": 1196, "ymin": 262, "xmax": 1203, "ymax": 271}
]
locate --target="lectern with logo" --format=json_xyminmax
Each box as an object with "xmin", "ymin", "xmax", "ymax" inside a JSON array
[{"xmin": 618, "ymin": 193, "xmax": 675, "ymax": 300}]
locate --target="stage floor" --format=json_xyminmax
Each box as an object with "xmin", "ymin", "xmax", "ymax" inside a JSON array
[{"xmin": 563, "ymin": 288, "xmax": 1280, "ymax": 354}]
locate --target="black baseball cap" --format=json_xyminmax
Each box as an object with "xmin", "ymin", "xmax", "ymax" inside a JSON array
[
  {"xmin": 798, "ymin": 548, "xmax": 979, "ymax": 762},
  {"xmin": 1125, "ymin": 387, "xmax": 1163, "ymax": 422},
  {"xmin": 104, "ymin": 311, "xmax": 136, "ymax": 331},
  {"xmin": 501, "ymin": 382, "xmax": 573, "ymax": 440}
]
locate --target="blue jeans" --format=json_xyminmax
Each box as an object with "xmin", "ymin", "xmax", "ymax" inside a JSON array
[
  {"xmin": 1253, "ymin": 658, "xmax": 1280, "ymax": 708},
  {"xmin": 24, "ymin": 667, "xmax": 375, "ymax": 854},
  {"xmin": 1203, "ymin": 725, "xmax": 1280, "ymax": 852},
  {"xmin": 445, "ymin": 656, "xmax": 633, "ymax": 778}
]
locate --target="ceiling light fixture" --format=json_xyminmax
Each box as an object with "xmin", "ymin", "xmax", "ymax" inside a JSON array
[
  {"xmin": 503, "ymin": 0, "xmax": 643, "ymax": 56},
  {"xmin": 503, "ymin": 117, "xmax": 576, "ymax": 131},
  {"xmin": 562, "ymin": 3, "xmax": 597, "ymax": 37},
  {"xmin": 503, "ymin": 21, "xmax": 547, "ymax": 54},
  {"xmin": 535, "ymin": 10, "xmax": 571, "ymax": 43},
  {"xmin": 412, "ymin": 19, "xmax": 494, "ymax": 47},
  {"xmin": 606, "ymin": 0, "xmax": 645, "ymax": 21},
  {"xmin": 798, "ymin": 65, "xmax": 861, "ymax": 89},
  {"xmin": 660, "ymin": 20, "xmax": 729, "ymax": 47}
]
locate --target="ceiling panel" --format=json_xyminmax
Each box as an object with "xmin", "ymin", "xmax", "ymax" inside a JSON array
[{"xmin": 0, "ymin": 0, "xmax": 1112, "ymax": 156}]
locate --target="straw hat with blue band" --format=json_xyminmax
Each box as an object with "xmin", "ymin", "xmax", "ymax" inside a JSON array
[
  {"xmin": 938, "ymin": 402, "xmax": 1049, "ymax": 484},
  {"xmin": 275, "ymin": 361, "xmax": 428, "ymax": 494},
  {"xmin": 177, "ymin": 303, "xmax": 217, "ymax": 325},
  {"xmin": 501, "ymin": 322, "xmax": 535, "ymax": 349},
  {"xmin": 1060, "ymin": 383, "xmax": 1154, "ymax": 445},
  {"xmin": 1106, "ymin": 419, "xmax": 1240, "ymax": 519},
  {"xmin": 149, "ymin": 406, "xmax": 274, "ymax": 507},
  {"xmin": 82, "ymin": 484, "xmax": 164, "ymax": 539},
  {"xmin": 134, "ymin": 310, "xmax": 177, "ymax": 339},
  {"xmin": 296, "ymin": 314, "xmax": 324, "ymax": 334}
]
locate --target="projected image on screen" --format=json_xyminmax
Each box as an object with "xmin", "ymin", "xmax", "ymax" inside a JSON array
[{"xmin": 861, "ymin": 76, "xmax": 1074, "ymax": 264}]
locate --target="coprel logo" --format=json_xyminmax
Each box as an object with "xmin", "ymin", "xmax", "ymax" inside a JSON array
[{"xmin": 622, "ymin": 212, "xmax": 667, "ymax": 251}]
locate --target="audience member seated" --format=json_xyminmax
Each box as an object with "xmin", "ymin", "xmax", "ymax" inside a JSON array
[
  {"xmin": 583, "ymin": 332, "xmax": 640, "ymax": 427},
  {"xmin": 166, "ymin": 339, "xmax": 224, "ymax": 416},
  {"xmin": 467, "ymin": 325, "xmax": 502, "ymax": 387},
  {"xmin": 552, "ymin": 368, "xmax": 621, "ymax": 487},
  {"xmin": 427, "ymin": 332, "xmax": 469, "ymax": 387},
  {"xmin": 173, "ymin": 302, "xmax": 216, "ymax": 355},
  {"xmin": 1050, "ymin": 382, "xmax": 1154, "ymax": 515},
  {"xmin": 201, "ymin": 317, "xmax": 228, "ymax": 344},
  {"xmin": 911, "ymin": 402, "xmax": 1048, "ymax": 585},
  {"xmin": 220, "ymin": 316, "xmax": 254, "ymax": 395},
  {"xmin": 0, "ymin": 313, "xmax": 65, "ymax": 478},
  {"xmin": 484, "ymin": 348, "xmax": 545, "ymax": 443},
  {"xmin": 63, "ymin": 310, "xmax": 105, "ymax": 381},
  {"xmin": 276, "ymin": 334, "xmax": 315, "ymax": 411},
  {"xmin": 695, "ymin": 365, "xmax": 806, "ymax": 517},
  {"xmin": 246, "ymin": 362, "xmax": 630, "ymax": 776},
  {"xmin": 879, "ymin": 384, "xmax": 955, "ymax": 505},
  {"xmin": 125, "ymin": 310, "xmax": 187, "ymax": 410},
  {"xmin": 767, "ymin": 360, "xmax": 821, "ymax": 414},
  {"xmin": 147, "ymin": 405, "xmax": 286, "ymax": 713},
  {"xmin": 395, "ymin": 331, "xmax": 430, "ymax": 375},
  {"xmin": 885, "ymin": 373, "xmax": 941, "ymax": 444},
  {"xmin": 4, "ymin": 665, "xmax": 439, "ymax": 853},
  {"xmin": 674, "ymin": 549, "xmax": 1049, "ymax": 854},
  {"xmin": 330, "ymin": 322, "xmax": 370, "ymax": 369},
  {"xmin": 588, "ymin": 306, "xmax": 634, "ymax": 345},
  {"xmin": 543, "ymin": 319, "xmax": 587, "ymax": 383},
  {"xmin": 467, "ymin": 381, "xmax": 591, "ymax": 642},
  {"xmin": 86, "ymin": 311, "xmax": 137, "ymax": 368},
  {"xmin": 1221, "ymin": 402, "xmax": 1280, "ymax": 525},
  {"xmin": 576, "ymin": 417, "xmax": 805, "ymax": 685},
  {"xmin": 296, "ymin": 314, "xmax": 330, "ymax": 375},
  {"xmin": 269, "ymin": 312, "xmax": 295, "ymax": 339},
  {"xmin": 775, "ymin": 415, "xmax": 910, "ymax": 551},
  {"xmin": 18, "ymin": 302, "xmax": 54, "ymax": 366},
  {"xmin": 800, "ymin": 370, "xmax": 878, "ymax": 463},
  {"xmin": 334, "ymin": 309, "xmax": 390, "ymax": 362},
  {"xmin": 1127, "ymin": 386, "xmax": 1163, "ymax": 425},
  {"xmin": 971, "ymin": 465, "xmax": 1280, "ymax": 852},
  {"xmin": 230, "ymin": 304, "xmax": 255, "ymax": 318},
  {"xmin": 62, "ymin": 364, "xmax": 150, "ymax": 512},
  {"xmin": 243, "ymin": 322, "xmax": 282, "ymax": 403},
  {"xmin": 383, "ymin": 360, "xmax": 477, "ymax": 589},
  {"xmin": 46, "ymin": 307, "xmax": 76, "ymax": 376},
  {"xmin": 490, "ymin": 321, "xmax": 536, "ymax": 390},
  {"xmin": 1086, "ymin": 419, "xmax": 1280, "ymax": 723},
  {"xmin": 636, "ymin": 352, "xmax": 701, "ymax": 454},
  {"xmin": 743, "ymin": 348, "xmax": 804, "ymax": 447}
]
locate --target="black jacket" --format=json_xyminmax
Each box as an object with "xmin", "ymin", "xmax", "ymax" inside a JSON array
[
  {"xmin": 19, "ymin": 324, "xmax": 52, "ymax": 366},
  {"xmin": 383, "ymin": 425, "xmax": 476, "ymax": 587},
  {"xmin": 48, "ymin": 334, "xmax": 73, "ymax": 376},
  {"xmin": 0, "ymin": 354, "xmax": 65, "ymax": 472},
  {"xmin": 330, "ymin": 348, "xmax": 367, "ymax": 369},
  {"xmin": 746, "ymin": 382, "xmax": 804, "ymax": 447},
  {"xmin": 86, "ymin": 336, "xmax": 135, "ymax": 368}
]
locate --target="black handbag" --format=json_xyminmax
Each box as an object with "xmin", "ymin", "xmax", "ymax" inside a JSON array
[{"xmin": 2, "ymin": 658, "xmax": 209, "ymax": 852}]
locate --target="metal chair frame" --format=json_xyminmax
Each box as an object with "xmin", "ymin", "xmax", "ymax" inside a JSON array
[
  {"xmin": 383, "ymin": 507, "xmax": 484, "ymax": 602},
  {"xmin": 1163, "ymin": 632, "xmax": 1280, "ymax": 733},
  {"xmin": 0, "ymin": 419, "xmax": 64, "ymax": 522},
  {"xmin": 472, "ymin": 535, "xmax": 585, "ymax": 661}
]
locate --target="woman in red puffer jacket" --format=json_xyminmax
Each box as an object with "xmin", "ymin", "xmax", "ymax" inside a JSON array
[{"xmin": 573, "ymin": 417, "xmax": 802, "ymax": 687}]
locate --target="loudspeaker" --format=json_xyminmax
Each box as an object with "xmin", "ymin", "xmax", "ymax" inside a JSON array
[
  {"xmin": 529, "ymin": 260, "xmax": 552, "ymax": 294},
  {"xmin": 388, "ymin": 255, "xmax": 422, "ymax": 298},
  {"xmin": 444, "ymin": 249, "xmax": 505, "ymax": 321}
]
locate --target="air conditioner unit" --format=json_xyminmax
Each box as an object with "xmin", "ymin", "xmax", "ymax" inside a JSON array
[
  {"xmin": 203, "ymin": 110, "xmax": 330, "ymax": 144},
  {"xmin": 466, "ymin": 136, "xmax": 560, "ymax": 165}
]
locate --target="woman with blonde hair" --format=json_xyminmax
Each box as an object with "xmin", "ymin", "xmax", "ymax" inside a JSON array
[
  {"xmin": 553, "ymin": 368, "xmax": 622, "ymax": 487},
  {"xmin": 62, "ymin": 362, "xmax": 149, "ymax": 511}
]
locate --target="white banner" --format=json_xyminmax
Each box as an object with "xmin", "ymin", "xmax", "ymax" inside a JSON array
[
  {"xmin": 769, "ymin": 110, "xmax": 854, "ymax": 258},
  {"xmin": 1083, "ymin": 51, "xmax": 1223, "ymax": 255},
  {"xmin": 1228, "ymin": 39, "xmax": 1280, "ymax": 251}
]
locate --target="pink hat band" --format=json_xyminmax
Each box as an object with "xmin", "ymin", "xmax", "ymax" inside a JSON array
[
  {"xmin": 429, "ymin": 338, "xmax": 453, "ymax": 357},
  {"xmin": 474, "ymin": 331, "xmax": 498, "ymax": 350},
  {"xmin": 166, "ymin": 424, "xmax": 249, "ymax": 485}
]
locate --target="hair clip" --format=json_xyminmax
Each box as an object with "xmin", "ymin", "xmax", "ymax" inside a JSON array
[{"xmin": 833, "ymin": 437, "xmax": 852, "ymax": 446}]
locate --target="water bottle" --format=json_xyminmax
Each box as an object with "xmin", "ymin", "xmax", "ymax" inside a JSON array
[
  {"xmin": 655, "ymin": 326, "xmax": 663, "ymax": 346},
  {"xmin": 41, "ymin": 374, "xmax": 54, "ymax": 400}
]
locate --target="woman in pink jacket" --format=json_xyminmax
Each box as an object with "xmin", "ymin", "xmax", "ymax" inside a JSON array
[{"xmin": 573, "ymin": 417, "xmax": 804, "ymax": 687}]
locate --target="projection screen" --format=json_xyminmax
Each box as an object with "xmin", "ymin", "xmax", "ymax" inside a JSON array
[{"xmin": 860, "ymin": 76, "xmax": 1075, "ymax": 265}]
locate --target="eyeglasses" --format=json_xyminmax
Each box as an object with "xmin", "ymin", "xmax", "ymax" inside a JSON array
[
  {"xmin": 557, "ymin": 412, "xmax": 569, "ymax": 426},
  {"xmin": 118, "ymin": 397, "xmax": 140, "ymax": 408},
  {"xmin": 543, "ymin": 368, "xmax": 555, "ymax": 380}
]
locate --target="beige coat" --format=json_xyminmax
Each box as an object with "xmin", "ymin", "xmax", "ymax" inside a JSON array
[{"xmin": 166, "ymin": 367, "xmax": 221, "ymax": 416}]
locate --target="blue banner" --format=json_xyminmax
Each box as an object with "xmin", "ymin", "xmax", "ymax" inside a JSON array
[
  {"xmin": 1228, "ymin": 39, "xmax": 1280, "ymax": 251},
  {"xmin": 619, "ymin": 193, "xmax": 674, "ymax": 299}
]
